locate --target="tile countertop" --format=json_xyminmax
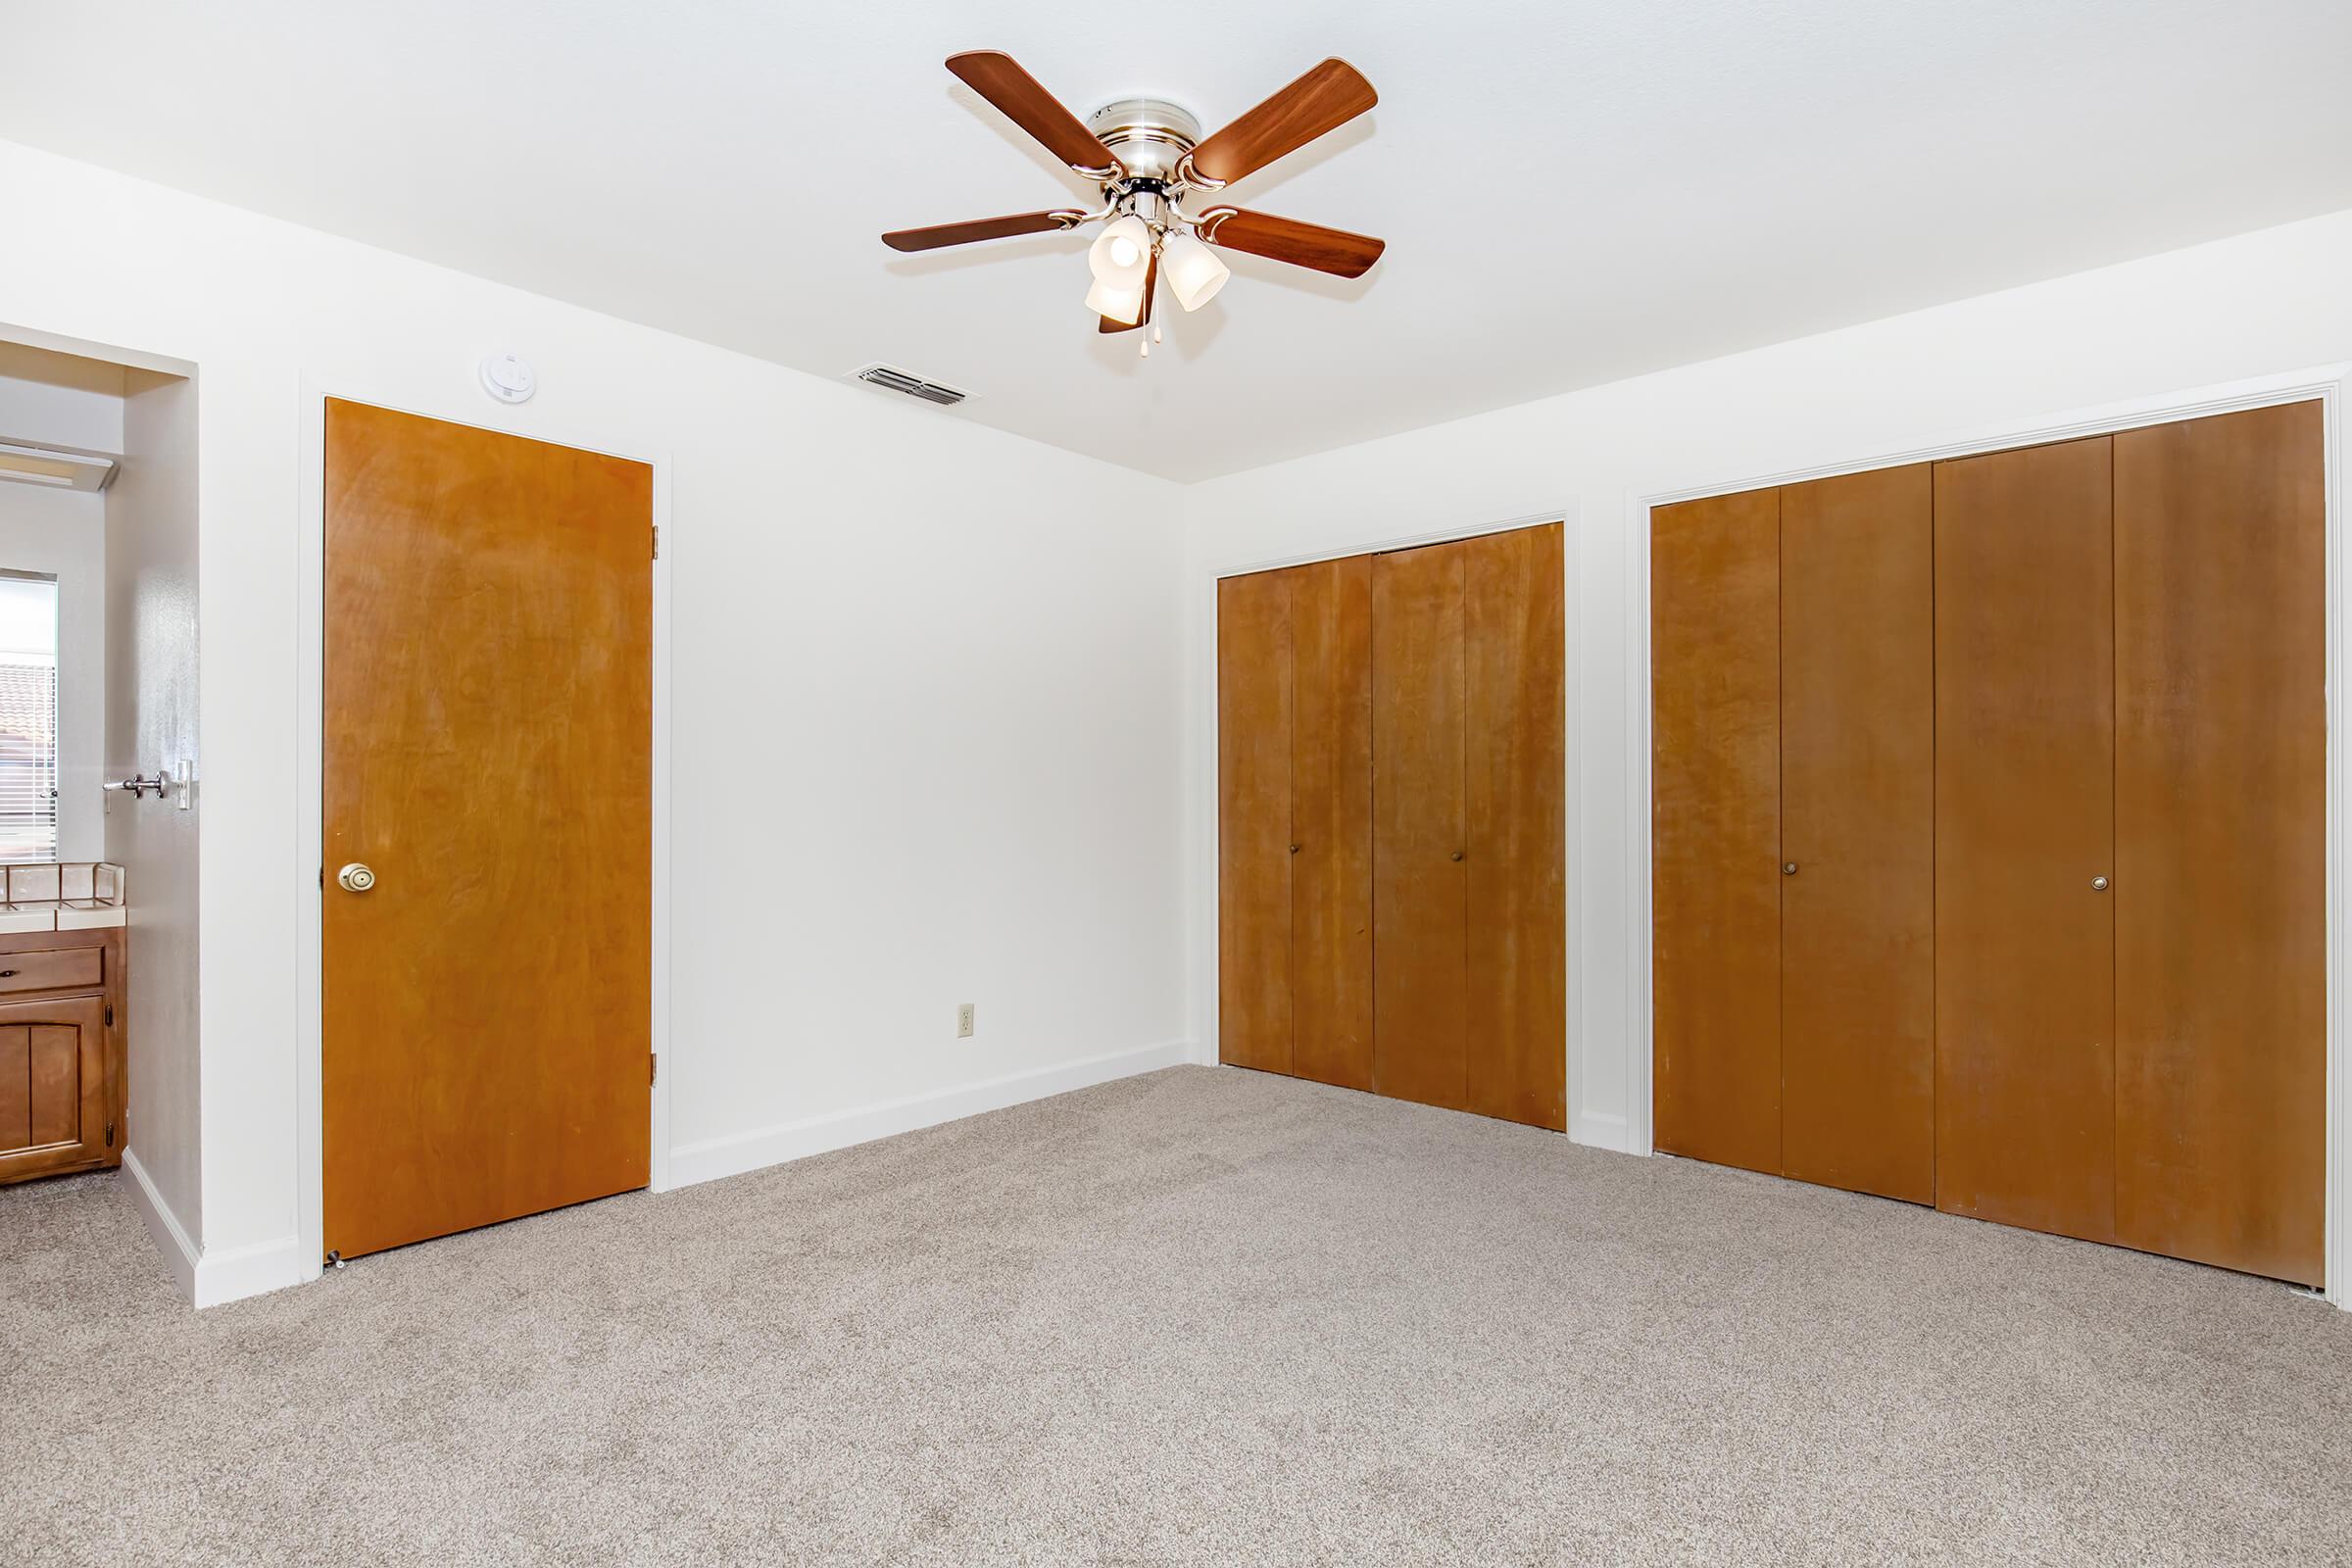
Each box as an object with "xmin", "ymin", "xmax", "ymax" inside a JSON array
[{"xmin": 0, "ymin": 861, "xmax": 127, "ymax": 932}]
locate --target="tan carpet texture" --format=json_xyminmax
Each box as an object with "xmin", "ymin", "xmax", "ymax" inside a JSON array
[{"xmin": 6, "ymin": 1063, "xmax": 2352, "ymax": 1565}]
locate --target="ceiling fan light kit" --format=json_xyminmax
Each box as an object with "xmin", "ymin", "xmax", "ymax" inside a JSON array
[{"xmin": 882, "ymin": 52, "xmax": 1385, "ymax": 357}]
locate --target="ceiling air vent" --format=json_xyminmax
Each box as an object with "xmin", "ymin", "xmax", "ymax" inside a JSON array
[{"xmin": 850, "ymin": 364, "xmax": 968, "ymax": 407}]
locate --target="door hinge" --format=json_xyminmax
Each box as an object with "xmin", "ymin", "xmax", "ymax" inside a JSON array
[
  {"xmin": 650, "ymin": 1053, "xmax": 659, "ymax": 1085},
  {"xmin": 105, "ymin": 1120, "xmax": 115, "ymax": 1148},
  {"xmin": 104, "ymin": 1003, "xmax": 114, "ymax": 1027},
  {"xmin": 652, "ymin": 525, "xmax": 660, "ymax": 561}
]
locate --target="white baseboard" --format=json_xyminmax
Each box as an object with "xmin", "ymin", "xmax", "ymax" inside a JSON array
[
  {"xmin": 120, "ymin": 1146, "xmax": 198, "ymax": 1301},
  {"xmin": 121, "ymin": 1145, "xmax": 305, "ymax": 1309},
  {"xmin": 1570, "ymin": 1108, "xmax": 1637, "ymax": 1155},
  {"xmin": 667, "ymin": 1038, "xmax": 1195, "ymax": 1191},
  {"xmin": 194, "ymin": 1233, "xmax": 303, "ymax": 1309}
]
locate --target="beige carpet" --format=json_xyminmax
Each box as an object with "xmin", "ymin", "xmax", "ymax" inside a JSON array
[{"xmin": 6, "ymin": 1064, "xmax": 2352, "ymax": 1565}]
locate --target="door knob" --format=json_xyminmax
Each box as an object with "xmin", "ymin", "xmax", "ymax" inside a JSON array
[
  {"xmin": 2091, "ymin": 875, "xmax": 2109, "ymax": 892},
  {"xmin": 337, "ymin": 862, "xmax": 377, "ymax": 894}
]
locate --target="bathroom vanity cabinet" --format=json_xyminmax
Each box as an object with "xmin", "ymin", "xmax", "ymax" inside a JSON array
[{"xmin": 0, "ymin": 926, "xmax": 126, "ymax": 1185}]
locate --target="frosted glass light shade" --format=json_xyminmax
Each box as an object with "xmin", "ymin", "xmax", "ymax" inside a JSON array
[
  {"xmin": 1085, "ymin": 274, "xmax": 1145, "ymax": 326},
  {"xmin": 1088, "ymin": 215, "xmax": 1152, "ymax": 285},
  {"xmin": 1160, "ymin": 232, "xmax": 1231, "ymax": 311}
]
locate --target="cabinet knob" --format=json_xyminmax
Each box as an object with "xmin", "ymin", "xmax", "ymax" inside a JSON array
[
  {"xmin": 1289, "ymin": 843, "xmax": 1300, "ymax": 855},
  {"xmin": 1783, "ymin": 862, "xmax": 1798, "ymax": 876},
  {"xmin": 1450, "ymin": 851, "xmax": 1464, "ymax": 862},
  {"xmin": 2091, "ymin": 875, "xmax": 2109, "ymax": 892}
]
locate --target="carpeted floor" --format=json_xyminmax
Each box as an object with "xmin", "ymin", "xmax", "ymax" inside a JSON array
[{"xmin": 6, "ymin": 1063, "xmax": 2352, "ymax": 1565}]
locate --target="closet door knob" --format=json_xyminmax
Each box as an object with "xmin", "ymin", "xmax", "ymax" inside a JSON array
[
  {"xmin": 2091, "ymin": 875, "xmax": 2109, "ymax": 892},
  {"xmin": 1783, "ymin": 862, "xmax": 1798, "ymax": 876}
]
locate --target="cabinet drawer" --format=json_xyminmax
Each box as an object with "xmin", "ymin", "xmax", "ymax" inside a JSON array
[{"xmin": 0, "ymin": 947, "xmax": 104, "ymax": 995}]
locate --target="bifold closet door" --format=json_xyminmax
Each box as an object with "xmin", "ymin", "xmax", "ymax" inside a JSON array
[
  {"xmin": 1779, "ymin": 466, "xmax": 1936, "ymax": 1203},
  {"xmin": 1372, "ymin": 542, "xmax": 1470, "ymax": 1110},
  {"xmin": 1217, "ymin": 570, "xmax": 1295, "ymax": 1075},
  {"xmin": 1370, "ymin": 527, "xmax": 1566, "ymax": 1124},
  {"xmin": 2114, "ymin": 402, "xmax": 2326, "ymax": 1285},
  {"xmin": 1289, "ymin": 557, "xmax": 1376, "ymax": 1093},
  {"xmin": 1650, "ymin": 488, "xmax": 1782, "ymax": 1174},
  {"xmin": 1934, "ymin": 436, "xmax": 2116, "ymax": 1246},
  {"xmin": 1463, "ymin": 523, "xmax": 1567, "ymax": 1130}
]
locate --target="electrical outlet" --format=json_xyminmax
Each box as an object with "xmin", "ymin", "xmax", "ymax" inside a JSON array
[{"xmin": 956, "ymin": 1003, "xmax": 975, "ymax": 1039}]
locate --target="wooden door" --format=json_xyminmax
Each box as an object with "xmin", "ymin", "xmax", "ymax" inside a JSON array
[
  {"xmin": 1650, "ymin": 489, "xmax": 1782, "ymax": 1174},
  {"xmin": 1934, "ymin": 437, "xmax": 2115, "ymax": 1245},
  {"xmin": 1779, "ymin": 466, "xmax": 1936, "ymax": 1203},
  {"xmin": 2114, "ymin": 403, "xmax": 2326, "ymax": 1285},
  {"xmin": 1462, "ymin": 523, "xmax": 1566, "ymax": 1130},
  {"xmin": 0, "ymin": 995, "xmax": 109, "ymax": 1179},
  {"xmin": 1288, "ymin": 558, "xmax": 1375, "ymax": 1092},
  {"xmin": 322, "ymin": 399, "xmax": 653, "ymax": 1261},
  {"xmin": 1217, "ymin": 569, "xmax": 1295, "ymax": 1074},
  {"xmin": 1372, "ymin": 541, "xmax": 1469, "ymax": 1110}
]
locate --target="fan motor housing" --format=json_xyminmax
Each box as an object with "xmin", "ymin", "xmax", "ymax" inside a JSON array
[{"xmin": 1087, "ymin": 97, "xmax": 1201, "ymax": 184}]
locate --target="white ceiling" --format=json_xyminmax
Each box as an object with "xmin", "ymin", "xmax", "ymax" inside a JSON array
[{"xmin": 4, "ymin": 1, "xmax": 2347, "ymax": 480}]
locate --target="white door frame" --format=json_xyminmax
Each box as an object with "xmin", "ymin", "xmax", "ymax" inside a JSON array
[
  {"xmin": 293, "ymin": 377, "xmax": 674, "ymax": 1284},
  {"xmin": 1623, "ymin": 363, "xmax": 2352, "ymax": 1305},
  {"xmin": 1189, "ymin": 506, "xmax": 1586, "ymax": 1128}
]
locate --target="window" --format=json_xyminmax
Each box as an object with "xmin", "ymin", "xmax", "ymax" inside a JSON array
[{"xmin": 0, "ymin": 575, "xmax": 60, "ymax": 863}]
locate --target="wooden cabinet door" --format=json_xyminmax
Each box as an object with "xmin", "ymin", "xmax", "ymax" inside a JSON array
[
  {"xmin": 323, "ymin": 400, "xmax": 652, "ymax": 1262},
  {"xmin": 1651, "ymin": 489, "xmax": 1782, "ymax": 1174},
  {"xmin": 0, "ymin": 995, "xmax": 110, "ymax": 1181},
  {"xmin": 1462, "ymin": 523, "xmax": 1566, "ymax": 1130},
  {"xmin": 1217, "ymin": 569, "xmax": 1296, "ymax": 1074},
  {"xmin": 1779, "ymin": 467, "xmax": 1936, "ymax": 1203},
  {"xmin": 1934, "ymin": 437, "xmax": 2116, "ymax": 1245},
  {"xmin": 1372, "ymin": 541, "xmax": 1470, "ymax": 1110},
  {"xmin": 1288, "ymin": 558, "xmax": 1375, "ymax": 1092},
  {"xmin": 2114, "ymin": 402, "xmax": 2326, "ymax": 1285}
]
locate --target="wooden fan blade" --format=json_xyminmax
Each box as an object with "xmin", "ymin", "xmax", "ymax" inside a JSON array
[
  {"xmin": 947, "ymin": 51, "xmax": 1127, "ymax": 177},
  {"xmin": 882, "ymin": 209, "xmax": 1086, "ymax": 252},
  {"xmin": 1100, "ymin": 254, "xmax": 1158, "ymax": 332},
  {"xmin": 1187, "ymin": 59, "xmax": 1377, "ymax": 187},
  {"xmin": 1201, "ymin": 209, "xmax": 1385, "ymax": 278}
]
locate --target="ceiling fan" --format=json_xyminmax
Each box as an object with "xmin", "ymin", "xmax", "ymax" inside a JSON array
[{"xmin": 883, "ymin": 52, "xmax": 1384, "ymax": 354}]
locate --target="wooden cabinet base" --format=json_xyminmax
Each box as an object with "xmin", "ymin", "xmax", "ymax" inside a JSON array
[{"xmin": 0, "ymin": 927, "xmax": 126, "ymax": 1185}]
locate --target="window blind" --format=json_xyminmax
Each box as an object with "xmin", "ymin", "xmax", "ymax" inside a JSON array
[{"xmin": 0, "ymin": 658, "xmax": 59, "ymax": 863}]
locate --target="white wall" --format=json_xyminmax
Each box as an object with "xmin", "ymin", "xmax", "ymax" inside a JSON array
[
  {"xmin": 0, "ymin": 138, "xmax": 1189, "ymax": 1303},
  {"xmin": 1180, "ymin": 207, "xmax": 2352, "ymax": 1152},
  {"xmin": 0, "ymin": 339, "xmax": 123, "ymax": 455},
  {"xmin": 108, "ymin": 369, "xmax": 202, "ymax": 1267}
]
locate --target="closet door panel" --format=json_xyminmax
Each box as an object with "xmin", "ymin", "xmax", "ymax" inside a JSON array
[
  {"xmin": 1463, "ymin": 523, "xmax": 1567, "ymax": 1130},
  {"xmin": 1934, "ymin": 437, "xmax": 2115, "ymax": 1245},
  {"xmin": 1218, "ymin": 570, "xmax": 1295, "ymax": 1074},
  {"xmin": 2114, "ymin": 403, "xmax": 2326, "ymax": 1285},
  {"xmin": 1779, "ymin": 466, "xmax": 1936, "ymax": 1204},
  {"xmin": 1290, "ymin": 556, "xmax": 1376, "ymax": 1093},
  {"xmin": 1650, "ymin": 489, "xmax": 1782, "ymax": 1174},
  {"xmin": 1373, "ymin": 541, "xmax": 1469, "ymax": 1110}
]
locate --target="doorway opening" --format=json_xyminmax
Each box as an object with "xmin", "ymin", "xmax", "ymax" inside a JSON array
[{"xmin": 0, "ymin": 333, "xmax": 199, "ymax": 1249}]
